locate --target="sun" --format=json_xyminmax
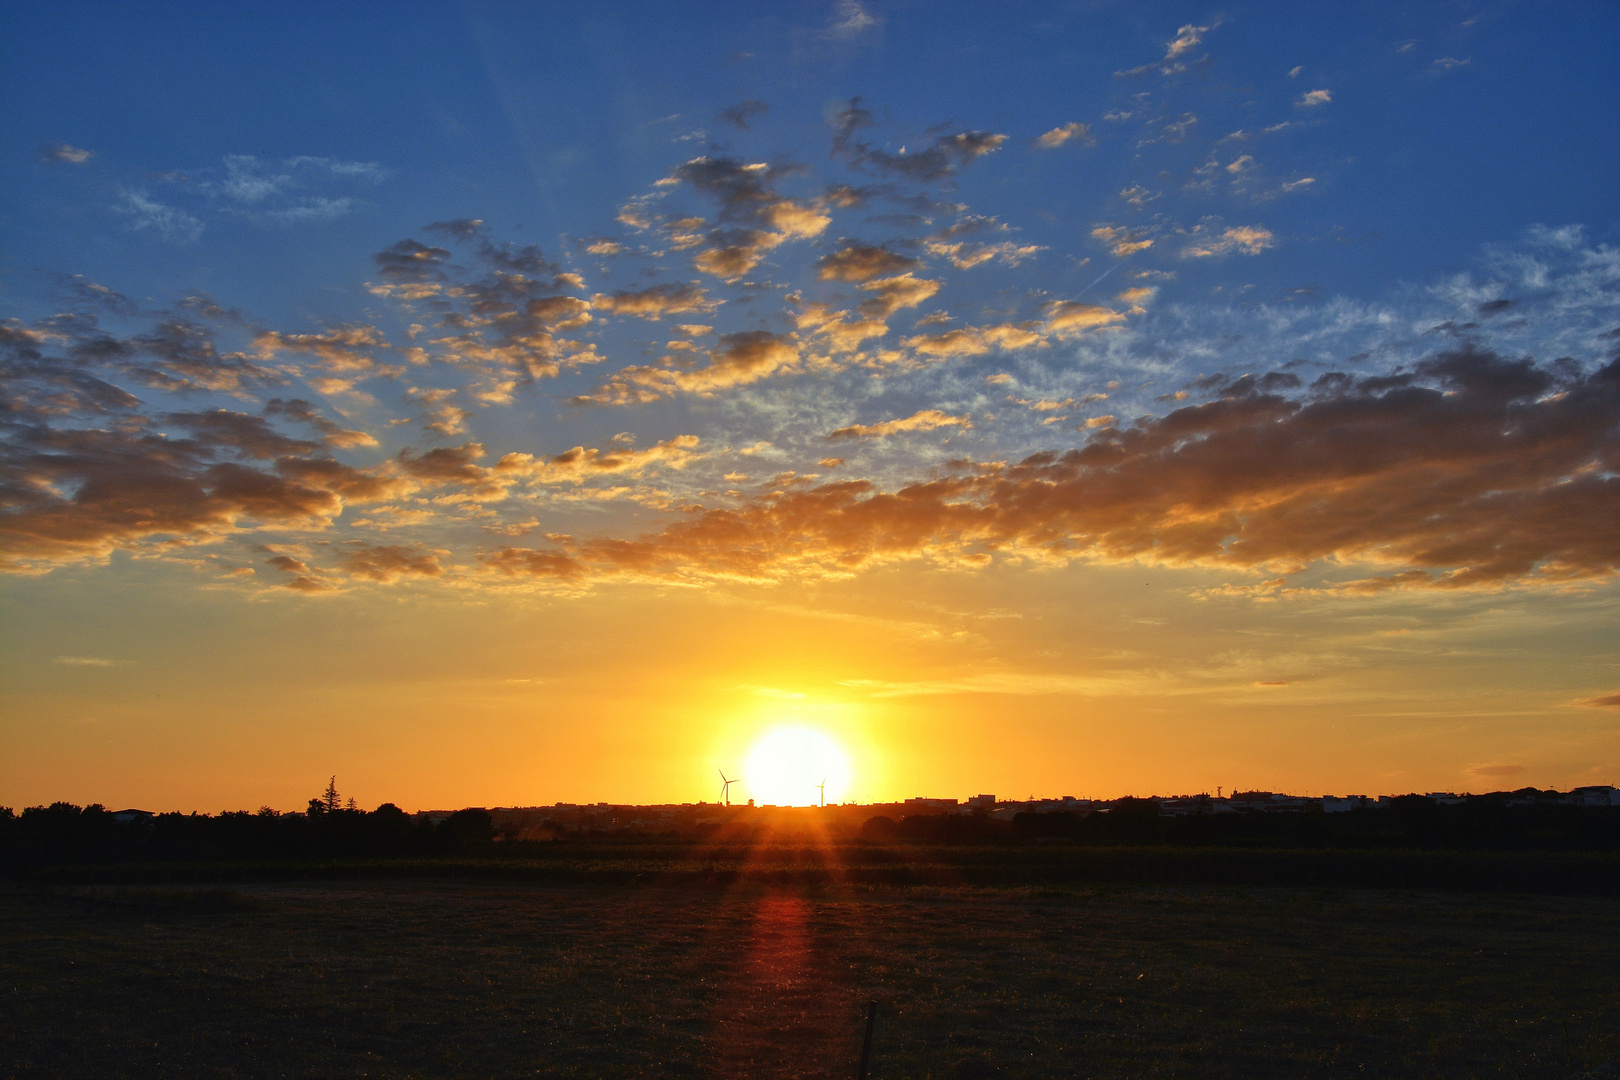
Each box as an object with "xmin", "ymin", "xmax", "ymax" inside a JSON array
[{"xmin": 742, "ymin": 726, "xmax": 853, "ymax": 806}]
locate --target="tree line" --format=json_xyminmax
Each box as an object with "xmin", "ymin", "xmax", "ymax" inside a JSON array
[{"xmin": 0, "ymin": 801, "xmax": 496, "ymax": 870}]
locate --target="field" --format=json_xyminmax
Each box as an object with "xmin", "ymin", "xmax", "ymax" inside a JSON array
[{"xmin": 4, "ymin": 880, "xmax": 1618, "ymax": 1079}]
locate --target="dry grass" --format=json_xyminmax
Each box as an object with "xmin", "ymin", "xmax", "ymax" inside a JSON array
[{"xmin": 2, "ymin": 882, "xmax": 1617, "ymax": 1078}]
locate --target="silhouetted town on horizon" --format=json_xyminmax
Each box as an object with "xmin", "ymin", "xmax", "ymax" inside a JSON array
[{"xmin": 403, "ymin": 785, "xmax": 1620, "ymax": 838}]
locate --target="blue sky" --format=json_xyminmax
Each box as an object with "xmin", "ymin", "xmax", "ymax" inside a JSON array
[{"xmin": 3, "ymin": 1, "xmax": 1618, "ymax": 808}]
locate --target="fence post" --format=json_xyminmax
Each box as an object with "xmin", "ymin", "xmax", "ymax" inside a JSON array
[{"xmin": 856, "ymin": 1001, "xmax": 876, "ymax": 1079}]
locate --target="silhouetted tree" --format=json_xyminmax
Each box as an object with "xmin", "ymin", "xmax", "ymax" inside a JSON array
[
  {"xmin": 440, "ymin": 808, "xmax": 494, "ymax": 848},
  {"xmin": 323, "ymin": 777, "xmax": 341, "ymax": 813}
]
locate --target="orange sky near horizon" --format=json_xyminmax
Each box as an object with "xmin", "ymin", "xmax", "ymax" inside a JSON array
[{"xmin": 5, "ymin": 554, "xmax": 1616, "ymax": 812}]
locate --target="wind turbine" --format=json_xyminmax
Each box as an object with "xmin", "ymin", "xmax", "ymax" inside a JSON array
[
  {"xmin": 816, "ymin": 777, "xmax": 827, "ymax": 807},
  {"xmin": 718, "ymin": 769, "xmax": 740, "ymax": 807}
]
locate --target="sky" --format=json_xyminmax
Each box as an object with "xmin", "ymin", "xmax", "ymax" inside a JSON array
[{"xmin": 2, "ymin": 0, "xmax": 1618, "ymax": 812}]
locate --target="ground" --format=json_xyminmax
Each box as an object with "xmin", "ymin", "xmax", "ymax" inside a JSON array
[{"xmin": 3, "ymin": 882, "xmax": 1617, "ymax": 1078}]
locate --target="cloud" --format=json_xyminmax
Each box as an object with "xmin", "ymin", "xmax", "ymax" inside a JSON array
[
  {"xmin": 1164, "ymin": 23, "xmax": 1209, "ymax": 61},
  {"xmin": 337, "ymin": 543, "xmax": 443, "ymax": 583},
  {"xmin": 573, "ymin": 331, "xmax": 799, "ymax": 405},
  {"xmin": 1577, "ymin": 691, "xmax": 1620, "ymax": 709},
  {"xmin": 1117, "ymin": 186, "xmax": 1156, "ymax": 213},
  {"xmin": 126, "ymin": 318, "xmax": 274, "ymax": 392},
  {"xmin": 114, "ymin": 190, "xmax": 204, "ymax": 243},
  {"xmin": 654, "ymin": 156, "xmax": 833, "ymax": 280},
  {"xmin": 1184, "ymin": 226, "xmax": 1275, "ymax": 257},
  {"xmin": 591, "ymin": 283, "xmax": 718, "ymax": 319},
  {"xmin": 394, "ymin": 442, "xmax": 516, "ymax": 502},
  {"xmin": 262, "ymin": 398, "xmax": 377, "ymax": 449},
  {"xmin": 373, "ymin": 239, "xmax": 452, "ymax": 285},
  {"xmin": 901, "ymin": 322, "xmax": 1045, "ymax": 359},
  {"xmin": 54, "ymin": 655, "xmax": 116, "ymax": 666},
  {"xmin": 827, "ymin": 409, "xmax": 972, "ymax": 440},
  {"xmin": 1466, "ymin": 763, "xmax": 1528, "ymax": 778},
  {"xmin": 1116, "ymin": 287, "xmax": 1155, "ymax": 312},
  {"xmin": 489, "ymin": 348, "xmax": 1620, "ymax": 588},
  {"xmin": 207, "ymin": 155, "xmax": 383, "ymax": 222},
  {"xmin": 1044, "ymin": 300, "xmax": 1125, "ymax": 335},
  {"xmin": 1299, "ymin": 89, "xmax": 1332, "ymax": 107},
  {"xmin": 254, "ymin": 325, "xmax": 390, "ymax": 374},
  {"xmin": 857, "ymin": 274, "xmax": 940, "ymax": 319},
  {"xmin": 1116, "ymin": 22, "xmax": 1215, "ymax": 77},
  {"xmin": 0, "ymin": 423, "xmax": 356, "ymax": 572},
  {"xmin": 42, "ymin": 144, "xmax": 93, "ymax": 164},
  {"xmin": 405, "ymin": 387, "xmax": 470, "ymax": 437},
  {"xmin": 719, "ymin": 100, "xmax": 768, "ymax": 129},
  {"xmin": 816, "ymin": 244, "xmax": 920, "ymax": 282},
  {"xmin": 1092, "ymin": 226, "xmax": 1154, "ymax": 256},
  {"xmin": 367, "ymin": 230, "xmax": 598, "ymax": 381},
  {"xmin": 924, "ymin": 240, "xmax": 1042, "ymax": 270},
  {"xmin": 831, "ymin": 100, "xmax": 1006, "ymax": 181},
  {"xmin": 495, "ymin": 435, "xmax": 702, "ymax": 484},
  {"xmin": 824, "ymin": 0, "xmax": 879, "ymax": 38},
  {"xmin": 1037, "ymin": 123, "xmax": 1094, "ymax": 149}
]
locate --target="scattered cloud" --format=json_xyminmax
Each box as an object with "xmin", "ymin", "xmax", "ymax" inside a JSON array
[
  {"xmin": 1117, "ymin": 23, "xmax": 1216, "ymax": 77},
  {"xmin": 337, "ymin": 543, "xmax": 444, "ymax": 583},
  {"xmin": 816, "ymin": 244, "xmax": 920, "ymax": 282},
  {"xmin": 487, "ymin": 348, "xmax": 1620, "ymax": 588},
  {"xmin": 591, "ymin": 283, "xmax": 718, "ymax": 319},
  {"xmin": 1037, "ymin": 122, "xmax": 1093, "ymax": 149},
  {"xmin": 1185, "ymin": 225, "xmax": 1275, "ymax": 257},
  {"xmin": 114, "ymin": 190, "xmax": 204, "ymax": 243},
  {"xmin": 827, "ymin": 409, "xmax": 972, "ymax": 440},
  {"xmin": 718, "ymin": 99, "xmax": 768, "ymax": 129},
  {"xmin": 574, "ymin": 331, "xmax": 799, "ymax": 405},
  {"xmin": 41, "ymin": 143, "xmax": 93, "ymax": 164},
  {"xmin": 1092, "ymin": 226, "xmax": 1154, "ymax": 256},
  {"xmin": 1299, "ymin": 89, "xmax": 1332, "ymax": 107},
  {"xmin": 1466, "ymin": 763, "xmax": 1527, "ymax": 778},
  {"xmin": 831, "ymin": 100, "xmax": 1006, "ymax": 181},
  {"xmin": 1044, "ymin": 300, "xmax": 1125, "ymax": 335},
  {"xmin": 824, "ymin": 0, "xmax": 879, "ymax": 39}
]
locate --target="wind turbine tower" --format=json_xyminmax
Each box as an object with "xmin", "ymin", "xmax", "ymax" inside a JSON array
[
  {"xmin": 817, "ymin": 777, "xmax": 827, "ymax": 808},
  {"xmin": 718, "ymin": 769, "xmax": 740, "ymax": 807}
]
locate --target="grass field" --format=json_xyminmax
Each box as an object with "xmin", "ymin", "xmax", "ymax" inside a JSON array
[{"xmin": 4, "ymin": 881, "xmax": 1617, "ymax": 1079}]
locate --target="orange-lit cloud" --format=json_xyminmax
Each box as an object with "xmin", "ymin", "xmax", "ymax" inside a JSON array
[
  {"xmin": 486, "ymin": 349, "xmax": 1620, "ymax": 590},
  {"xmin": 574, "ymin": 331, "xmax": 799, "ymax": 405},
  {"xmin": 590, "ymin": 283, "xmax": 718, "ymax": 319},
  {"xmin": 815, "ymin": 244, "xmax": 919, "ymax": 282},
  {"xmin": 826, "ymin": 409, "xmax": 972, "ymax": 440},
  {"xmin": 1037, "ymin": 122, "xmax": 1093, "ymax": 149}
]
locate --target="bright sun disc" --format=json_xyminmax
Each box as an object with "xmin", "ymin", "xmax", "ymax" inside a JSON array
[{"xmin": 743, "ymin": 726, "xmax": 852, "ymax": 806}]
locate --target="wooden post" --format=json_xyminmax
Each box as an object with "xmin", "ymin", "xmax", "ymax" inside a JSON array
[{"xmin": 856, "ymin": 1001, "xmax": 876, "ymax": 1079}]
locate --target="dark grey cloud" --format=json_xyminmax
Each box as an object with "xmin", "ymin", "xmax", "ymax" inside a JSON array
[
  {"xmin": 718, "ymin": 100, "xmax": 768, "ymax": 129},
  {"xmin": 830, "ymin": 99, "xmax": 1007, "ymax": 182}
]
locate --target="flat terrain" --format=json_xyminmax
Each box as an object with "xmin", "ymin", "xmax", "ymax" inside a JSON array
[{"xmin": 3, "ymin": 882, "xmax": 1617, "ymax": 1079}]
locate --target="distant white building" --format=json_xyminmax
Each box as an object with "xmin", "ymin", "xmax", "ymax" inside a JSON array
[{"xmin": 1323, "ymin": 796, "xmax": 1373, "ymax": 813}]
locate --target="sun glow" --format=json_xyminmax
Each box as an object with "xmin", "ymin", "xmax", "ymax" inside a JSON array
[{"xmin": 743, "ymin": 726, "xmax": 853, "ymax": 806}]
